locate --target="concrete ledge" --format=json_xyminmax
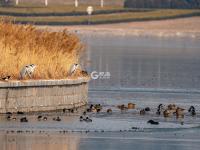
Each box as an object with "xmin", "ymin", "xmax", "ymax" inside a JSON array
[
  {"xmin": 0, "ymin": 78, "xmax": 90, "ymax": 88},
  {"xmin": 0, "ymin": 78, "xmax": 89, "ymax": 113}
]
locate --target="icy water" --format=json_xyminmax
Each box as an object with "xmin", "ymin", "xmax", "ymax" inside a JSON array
[{"xmin": 1, "ymin": 35, "xmax": 200, "ymax": 150}]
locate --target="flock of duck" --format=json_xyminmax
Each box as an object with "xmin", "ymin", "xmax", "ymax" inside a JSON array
[
  {"xmin": 5, "ymin": 111, "xmax": 63, "ymax": 123},
  {"xmin": 5, "ymin": 103, "xmax": 197, "ymax": 125},
  {"xmin": 118, "ymin": 103, "xmax": 196, "ymax": 119},
  {"xmin": 79, "ymin": 103, "xmax": 197, "ymax": 125}
]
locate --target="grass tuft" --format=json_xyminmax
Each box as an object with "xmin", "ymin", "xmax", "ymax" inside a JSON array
[{"xmin": 0, "ymin": 18, "xmax": 84, "ymax": 80}]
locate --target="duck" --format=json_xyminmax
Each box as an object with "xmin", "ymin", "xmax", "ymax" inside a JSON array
[
  {"xmin": 94, "ymin": 104, "xmax": 102, "ymax": 112},
  {"xmin": 43, "ymin": 116, "xmax": 47, "ymax": 121},
  {"xmin": 167, "ymin": 104, "xmax": 177, "ymax": 113},
  {"xmin": 80, "ymin": 116, "xmax": 84, "ymax": 122},
  {"xmin": 127, "ymin": 103, "xmax": 136, "ymax": 109},
  {"xmin": 81, "ymin": 70, "xmax": 89, "ymax": 76},
  {"xmin": 20, "ymin": 117, "xmax": 28, "ymax": 122},
  {"xmin": 144, "ymin": 107, "xmax": 150, "ymax": 112},
  {"xmin": 188, "ymin": 106, "xmax": 196, "ymax": 116},
  {"xmin": 83, "ymin": 111, "xmax": 87, "ymax": 116},
  {"xmin": 86, "ymin": 104, "xmax": 95, "ymax": 112},
  {"xmin": 6, "ymin": 115, "xmax": 16, "ymax": 121},
  {"xmin": 147, "ymin": 120, "xmax": 159, "ymax": 125},
  {"xmin": 68, "ymin": 108, "xmax": 74, "ymax": 113},
  {"xmin": 84, "ymin": 117, "xmax": 92, "ymax": 122},
  {"xmin": 117, "ymin": 104, "xmax": 128, "ymax": 111},
  {"xmin": 1, "ymin": 76, "xmax": 11, "ymax": 81},
  {"xmin": 6, "ymin": 112, "xmax": 12, "ymax": 115},
  {"xmin": 53, "ymin": 117, "xmax": 61, "ymax": 121},
  {"xmin": 107, "ymin": 108, "xmax": 112, "ymax": 114},
  {"xmin": 140, "ymin": 109, "xmax": 146, "ymax": 115},
  {"xmin": 156, "ymin": 104, "xmax": 164, "ymax": 115},
  {"xmin": 163, "ymin": 109, "xmax": 173, "ymax": 118},
  {"xmin": 63, "ymin": 108, "xmax": 67, "ymax": 113},
  {"xmin": 7, "ymin": 115, "xmax": 11, "ymax": 120},
  {"xmin": 176, "ymin": 107, "xmax": 185, "ymax": 118},
  {"xmin": 139, "ymin": 107, "xmax": 151, "ymax": 115},
  {"xmin": 37, "ymin": 115, "xmax": 42, "ymax": 121},
  {"xmin": 91, "ymin": 106, "xmax": 97, "ymax": 113},
  {"xmin": 17, "ymin": 111, "xmax": 24, "ymax": 115},
  {"xmin": 12, "ymin": 117, "xmax": 17, "ymax": 120}
]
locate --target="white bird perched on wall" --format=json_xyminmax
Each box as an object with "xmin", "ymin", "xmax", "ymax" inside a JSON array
[
  {"xmin": 68, "ymin": 63, "xmax": 79, "ymax": 76},
  {"xmin": 20, "ymin": 64, "xmax": 36, "ymax": 79}
]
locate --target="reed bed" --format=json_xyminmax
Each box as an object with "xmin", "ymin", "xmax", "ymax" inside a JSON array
[{"xmin": 0, "ymin": 18, "xmax": 83, "ymax": 80}]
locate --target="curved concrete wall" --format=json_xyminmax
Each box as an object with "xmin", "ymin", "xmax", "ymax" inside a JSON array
[{"xmin": 0, "ymin": 78, "xmax": 89, "ymax": 113}]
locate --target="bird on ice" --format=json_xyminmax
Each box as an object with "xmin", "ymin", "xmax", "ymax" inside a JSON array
[{"xmin": 20, "ymin": 64, "xmax": 36, "ymax": 79}]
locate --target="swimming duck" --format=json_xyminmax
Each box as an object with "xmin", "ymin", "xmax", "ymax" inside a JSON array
[
  {"xmin": 6, "ymin": 112, "xmax": 12, "ymax": 115},
  {"xmin": 37, "ymin": 115, "xmax": 42, "ymax": 121},
  {"xmin": 144, "ymin": 107, "xmax": 150, "ymax": 112},
  {"xmin": 107, "ymin": 108, "xmax": 112, "ymax": 114},
  {"xmin": 128, "ymin": 103, "xmax": 136, "ymax": 109},
  {"xmin": 84, "ymin": 117, "xmax": 92, "ymax": 122},
  {"xmin": 188, "ymin": 106, "xmax": 196, "ymax": 116},
  {"xmin": 43, "ymin": 116, "xmax": 47, "ymax": 121},
  {"xmin": 63, "ymin": 108, "xmax": 67, "ymax": 113},
  {"xmin": 7, "ymin": 115, "xmax": 11, "ymax": 120},
  {"xmin": 20, "ymin": 117, "xmax": 28, "ymax": 122},
  {"xmin": 140, "ymin": 109, "xmax": 145, "ymax": 115},
  {"xmin": 53, "ymin": 117, "xmax": 61, "ymax": 121},
  {"xmin": 87, "ymin": 104, "xmax": 96, "ymax": 112},
  {"xmin": 80, "ymin": 116, "xmax": 84, "ymax": 122},
  {"xmin": 7, "ymin": 115, "xmax": 16, "ymax": 121},
  {"xmin": 17, "ymin": 111, "xmax": 24, "ymax": 115},
  {"xmin": 167, "ymin": 104, "xmax": 177, "ymax": 113},
  {"xmin": 91, "ymin": 106, "xmax": 97, "ymax": 113},
  {"xmin": 139, "ymin": 107, "xmax": 151, "ymax": 115},
  {"xmin": 176, "ymin": 107, "xmax": 185, "ymax": 118},
  {"xmin": 163, "ymin": 109, "xmax": 173, "ymax": 118},
  {"xmin": 156, "ymin": 104, "xmax": 164, "ymax": 115},
  {"xmin": 117, "ymin": 104, "xmax": 128, "ymax": 111},
  {"xmin": 94, "ymin": 104, "xmax": 102, "ymax": 112},
  {"xmin": 147, "ymin": 120, "xmax": 159, "ymax": 125},
  {"xmin": 12, "ymin": 117, "xmax": 17, "ymax": 120},
  {"xmin": 83, "ymin": 111, "xmax": 87, "ymax": 116}
]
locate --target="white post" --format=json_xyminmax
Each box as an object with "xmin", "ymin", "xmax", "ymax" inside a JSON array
[
  {"xmin": 100, "ymin": 0, "xmax": 104, "ymax": 8},
  {"xmin": 16, "ymin": 0, "xmax": 19, "ymax": 5},
  {"xmin": 75, "ymin": 0, "xmax": 78, "ymax": 7},
  {"xmin": 45, "ymin": 0, "xmax": 48, "ymax": 6},
  {"xmin": 87, "ymin": 6, "xmax": 93, "ymax": 25}
]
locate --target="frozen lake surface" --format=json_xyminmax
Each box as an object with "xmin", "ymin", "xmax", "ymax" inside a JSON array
[{"xmin": 1, "ymin": 35, "xmax": 200, "ymax": 150}]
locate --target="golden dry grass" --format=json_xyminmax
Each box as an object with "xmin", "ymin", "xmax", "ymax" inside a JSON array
[{"xmin": 0, "ymin": 18, "xmax": 84, "ymax": 80}]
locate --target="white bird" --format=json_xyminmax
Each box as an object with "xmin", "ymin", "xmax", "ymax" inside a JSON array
[
  {"xmin": 68, "ymin": 63, "xmax": 79, "ymax": 76},
  {"xmin": 20, "ymin": 64, "xmax": 36, "ymax": 79}
]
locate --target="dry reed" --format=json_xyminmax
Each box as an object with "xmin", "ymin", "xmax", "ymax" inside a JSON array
[{"xmin": 0, "ymin": 18, "xmax": 84, "ymax": 80}]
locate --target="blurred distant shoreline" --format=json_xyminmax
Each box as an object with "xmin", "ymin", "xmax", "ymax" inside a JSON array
[{"xmin": 38, "ymin": 17, "xmax": 200, "ymax": 38}]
